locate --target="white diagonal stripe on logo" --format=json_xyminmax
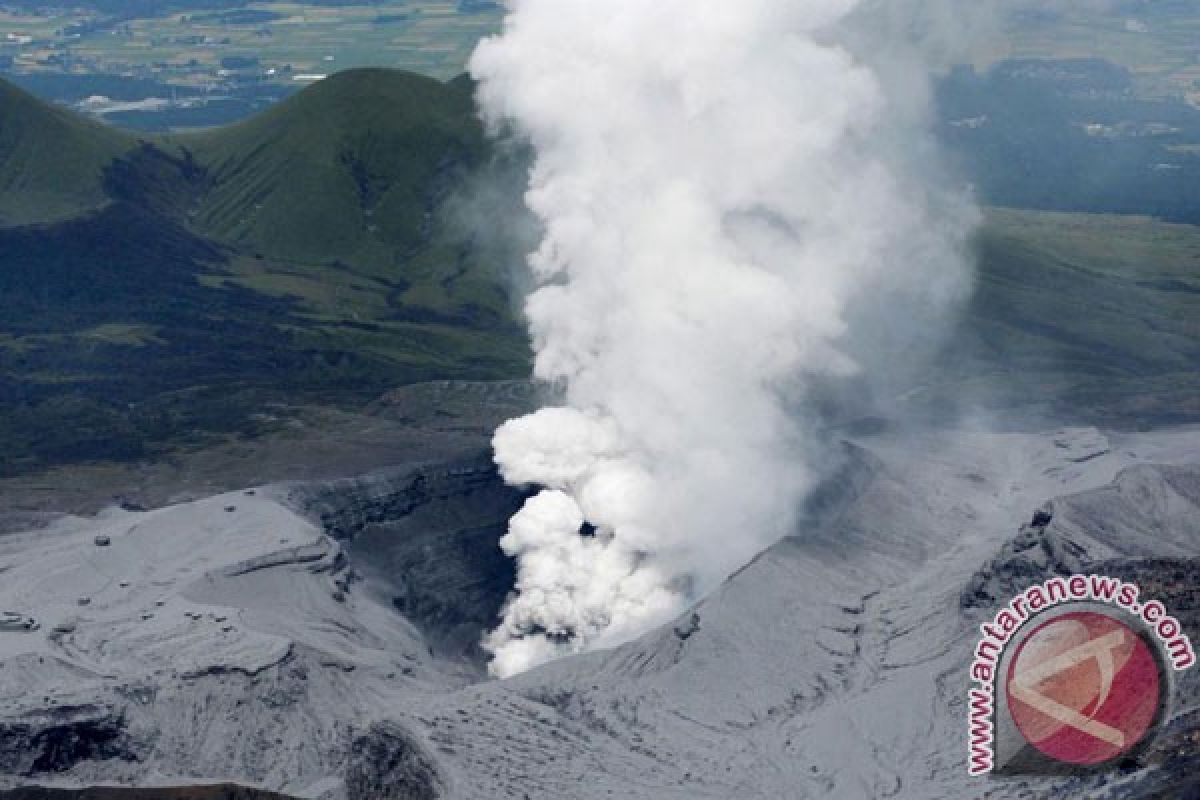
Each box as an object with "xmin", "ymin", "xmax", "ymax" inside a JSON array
[{"xmin": 1011, "ymin": 630, "xmax": 1127, "ymax": 748}]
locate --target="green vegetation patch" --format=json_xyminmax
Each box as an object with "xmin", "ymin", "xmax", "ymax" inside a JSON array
[
  {"xmin": 0, "ymin": 80, "xmax": 133, "ymax": 226},
  {"xmin": 997, "ymin": 4, "xmax": 1200, "ymax": 100},
  {"xmin": 929, "ymin": 208, "xmax": 1200, "ymax": 427},
  {"xmin": 0, "ymin": 68, "xmax": 528, "ymax": 477}
]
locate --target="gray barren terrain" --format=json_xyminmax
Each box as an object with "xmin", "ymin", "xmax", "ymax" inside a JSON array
[{"xmin": 0, "ymin": 384, "xmax": 1196, "ymax": 799}]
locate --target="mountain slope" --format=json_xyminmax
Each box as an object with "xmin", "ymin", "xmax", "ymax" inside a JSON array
[
  {"xmin": 418, "ymin": 428, "xmax": 1200, "ymax": 800},
  {"xmin": 0, "ymin": 69, "xmax": 528, "ymax": 476},
  {"xmin": 3, "ymin": 425, "xmax": 1195, "ymax": 798},
  {"xmin": 183, "ymin": 68, "xmax": 486, "ymax": 265},
  {"xmin": 0, "ymin": 79, "xmax": 134, "ymax": 226},
  {"xmin": 1, "ymin": 70, "xmax": 1199, "ymax": 478},
  {"xmin": 933, "ymin": 209, "xmax": 1200, "ymax": 427}
]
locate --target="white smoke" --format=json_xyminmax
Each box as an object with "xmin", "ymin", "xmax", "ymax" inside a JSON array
[{"xmin": 470, "ymin": 0, "xmax": 978, "ymax": 678}]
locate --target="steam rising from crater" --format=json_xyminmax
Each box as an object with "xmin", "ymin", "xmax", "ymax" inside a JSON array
[{"xmin": 470, "ymin": 0, "xmax": 978, "ymax": 677}]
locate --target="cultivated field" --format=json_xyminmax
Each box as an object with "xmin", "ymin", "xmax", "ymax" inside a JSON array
[
  {"xmin": 0, "ymin": 1, "xmax": 502, "ymax": 86},
  {"xmin": 998, "ymin": 4, "xmax": 1200, "ymax": 101}
]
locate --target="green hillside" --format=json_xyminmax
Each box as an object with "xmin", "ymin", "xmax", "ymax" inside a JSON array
[
  {"xmin": 185, "ymin": 69, "xmax": 484, "ymax": 263},
  {"xmin": 939, "ymin": 209, "xmax": 1200, "ymax": 426},
  {"xmin": 0, "ymin": 69, "xmax": 1197, "ymax": 478},
  {"xmin": 0, "ymin": 69, "xmax": 529, "ymax": 476},
  {"xmin": 0, "ymin": 79, "xmax": 133, "ymax": 226},
  {"xmin": 176, "ymin": 70, "xmax": 514, "ymax": 334}
]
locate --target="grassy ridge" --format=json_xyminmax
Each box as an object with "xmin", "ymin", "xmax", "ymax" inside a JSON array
[
  {"xmin": 0, "ymin": 68, "xmax": 529, "ymax": 475},
  {"xmin": 0, "ymin": 69, "xmax": 1198, "ymax": 477},
  {"xmin": 183, "ymin": 69, "xmax": 485, "ymax": 264},
  {"xmin": 935, "ymin": 209, "xmax": 1200, "ymax": 426},
  {"xmin": 0, "ymin": 79, "xmax": 133, "ymax": 226}
]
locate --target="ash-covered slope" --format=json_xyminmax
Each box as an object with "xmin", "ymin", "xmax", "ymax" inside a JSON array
[
  {"xmin": 0, "ymin": 485, "xmax": 452, "ymax": 796},
  {"xmin": 414, "ymin": 427, "xmax": 1200, "ymax": 800},
  {"xmin": 2, "ymin": 426, "xmax": 1198, "ymax": 799},
  {"xmin": 287, "ymin": 453, "xmax": 525, "ymax": 664},
  {"xmin": 0, "ymin": 445, "xmax": 534, "ymax": 798}
]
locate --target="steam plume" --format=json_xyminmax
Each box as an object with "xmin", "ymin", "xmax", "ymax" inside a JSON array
[{"xmin": 471, "ymin": 0, "xmax": 977, "ymax": 678}]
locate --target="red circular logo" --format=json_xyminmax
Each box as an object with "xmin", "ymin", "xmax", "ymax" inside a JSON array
[{"xmin": 1005, "ymin": 611, "xmax": 1162, "ymax": 765}]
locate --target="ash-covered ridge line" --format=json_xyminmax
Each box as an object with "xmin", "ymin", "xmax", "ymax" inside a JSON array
[
  {"xmin": 0, "ymin": 470, "xmax": 473, "ymax": 798},
  {"xmin": 417, "ymin": 426, "xmax": 1200, "ymax": 800},
  {"xmin": 1, "ymin": 425, "xmax": 1198, "ymax": 798}
]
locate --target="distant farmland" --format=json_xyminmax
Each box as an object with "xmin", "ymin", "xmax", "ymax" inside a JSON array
[{"xmin": 0, "ymin": 1, "xmax": 504, "ymax": 87}]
